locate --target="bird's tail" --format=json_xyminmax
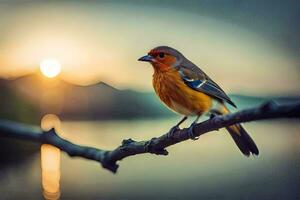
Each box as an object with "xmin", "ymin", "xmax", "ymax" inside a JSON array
[{"xmin": 214, "ymin": 105, "xmax": 259, "ymax": 156}]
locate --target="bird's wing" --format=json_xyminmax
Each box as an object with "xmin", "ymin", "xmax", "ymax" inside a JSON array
[{"xmin": 178, "ymin": 62, "xmax": 236, "ymax": 108}]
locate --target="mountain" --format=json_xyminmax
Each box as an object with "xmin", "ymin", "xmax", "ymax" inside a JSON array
[
  {"xmin": 1, "ymin": 73, "xmax": 299, "ymax": 123},
  {"xmin": 0, "ymin": 73, "xmax": 174, "ymax": 122}
]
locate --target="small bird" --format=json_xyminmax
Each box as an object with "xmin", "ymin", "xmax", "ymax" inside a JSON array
[{"xmin": 138, "ymin": 46, "xmax": 259, "ymax": 156}]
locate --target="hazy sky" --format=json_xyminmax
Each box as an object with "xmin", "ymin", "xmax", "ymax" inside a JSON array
[{"xmin": 0, "ymin": 0, "xmax": 299, "ymax": 95}]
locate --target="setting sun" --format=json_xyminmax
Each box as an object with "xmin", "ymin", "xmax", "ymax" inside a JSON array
[{"xmin": 40, "ymin": 58, "xmax": 61, "ymax": 78}]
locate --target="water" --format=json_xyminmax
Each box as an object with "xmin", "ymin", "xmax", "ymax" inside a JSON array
[{"xmin": 0, "ymin": 118, "xmax": 300, "ymax": 199}]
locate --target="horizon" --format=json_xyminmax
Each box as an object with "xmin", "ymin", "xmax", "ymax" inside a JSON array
[
  {"xmin": 2, "ymin": 71, "xmax": 300, "ymax": 99},
  {"xmin": 0, "ymin": 1, "xmax": 299, "ymax": 96}
]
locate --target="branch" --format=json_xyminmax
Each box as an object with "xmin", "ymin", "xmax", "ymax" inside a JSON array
[{"xmin": 0, "ymin": 101, "xmax": 300, "ymax": 173}]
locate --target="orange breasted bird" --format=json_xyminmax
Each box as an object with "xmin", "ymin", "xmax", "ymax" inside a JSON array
[{"xmin": 138, "ymin": 46, "xmax": 259, "ymax": 156}]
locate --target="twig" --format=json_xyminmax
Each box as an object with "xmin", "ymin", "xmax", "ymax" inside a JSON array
[{"xmin": 0, "ymin": 101, "xmax": 300, "ymax": 173}]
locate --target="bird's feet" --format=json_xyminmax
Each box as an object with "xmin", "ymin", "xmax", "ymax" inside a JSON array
[
  {"xmin": 188, "ymin": 122, "xmax": 199, "ymax": 140},
  {"xmin": 167, "ymin": 125, "xmax": 180, "ymax": 139},
  {"xmin": 166, "ymin": 116, "xmax": 188, "ymax": 139}
]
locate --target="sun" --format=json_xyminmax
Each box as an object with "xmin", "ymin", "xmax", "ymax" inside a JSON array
[{"xmin": 40, "ymin": 58, "xmax": 62, "ymax": 78}]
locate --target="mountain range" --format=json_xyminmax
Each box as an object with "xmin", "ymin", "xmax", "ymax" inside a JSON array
[
  {"xmin": 0, "ymin": 73, "xmax": 299, "ymax": 124},
  {"xmin": 0, "ymin": 73, "xmax": 173, "ymax": 123}
]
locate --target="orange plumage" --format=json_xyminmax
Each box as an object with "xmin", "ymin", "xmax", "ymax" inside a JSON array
[{"xmin": 153, "ymin": 67, "xmax": 212, "ymax": 116}]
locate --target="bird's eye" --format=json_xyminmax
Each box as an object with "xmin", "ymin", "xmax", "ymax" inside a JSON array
[{"xmin": 158, "ymin": 52, "xmax": 165, "ymax": 58}]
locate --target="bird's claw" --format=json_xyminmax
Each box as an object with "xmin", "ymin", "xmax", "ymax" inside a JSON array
[
  {"xmin": 188, "ymin": 122, "xmax": 199, "ymax": 140},
  {"xmin": 167, "ymin": 126, "xmax": 179, "ymax": 139}
]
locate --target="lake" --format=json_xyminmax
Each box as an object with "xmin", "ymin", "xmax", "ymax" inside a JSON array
[{"xmin": 0, "ymin": 117, "xmax": 300, "ymax": 199}]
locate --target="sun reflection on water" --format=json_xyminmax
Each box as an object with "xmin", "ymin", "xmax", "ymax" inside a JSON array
[{"xmin": 40, "ymin": 114, "xmax": 61, "ymax": 200}]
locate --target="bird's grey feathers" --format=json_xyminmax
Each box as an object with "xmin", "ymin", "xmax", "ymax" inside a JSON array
[{"xmin": 178, "ymin": 59, "xmax": 236, "ymax": 108}]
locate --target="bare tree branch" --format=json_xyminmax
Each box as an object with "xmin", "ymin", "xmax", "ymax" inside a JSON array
[{"xmin": 0, "ymin": 101, "xmax": 300, "ymax": 173}]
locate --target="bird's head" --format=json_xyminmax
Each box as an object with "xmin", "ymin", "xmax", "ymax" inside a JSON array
[{"xmin": 138, "ymin": 46, "xmax": 184, "ymax": 71}]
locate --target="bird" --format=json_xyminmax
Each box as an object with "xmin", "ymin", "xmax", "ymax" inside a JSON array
[{"xmin": 138, "ymin": 46, "xmax": 259, "ymax": 156}]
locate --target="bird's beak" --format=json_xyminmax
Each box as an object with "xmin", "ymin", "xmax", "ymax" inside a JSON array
[{"xmin": 138, "ymin": 55, "xmax": 154, "ymax": 62}]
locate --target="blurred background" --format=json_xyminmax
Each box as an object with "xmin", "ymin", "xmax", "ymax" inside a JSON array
[{"xmin": 0, "ymin": 0, "xmax": 299, "ymax": 199}]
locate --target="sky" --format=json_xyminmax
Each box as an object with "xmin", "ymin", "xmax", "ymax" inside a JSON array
[{"xmin": 0, "ymin": 0, "xmax": 299, "ymax": 95}]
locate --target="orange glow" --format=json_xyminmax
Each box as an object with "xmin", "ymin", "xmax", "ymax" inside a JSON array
[
  {"xmin": 41, "ymin": 114, "xmax": 61, "ymax": 132},
  {"xmin": 40, "ymin": 114, "xmax": 61, "ymax": 200},
  {"xmin": 41, "ymin": 144, "xmax": 61, "ymax": 200},
  {"xmin": 41, "ymin": 144, "xmax": 61, "ymax": 171}
]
